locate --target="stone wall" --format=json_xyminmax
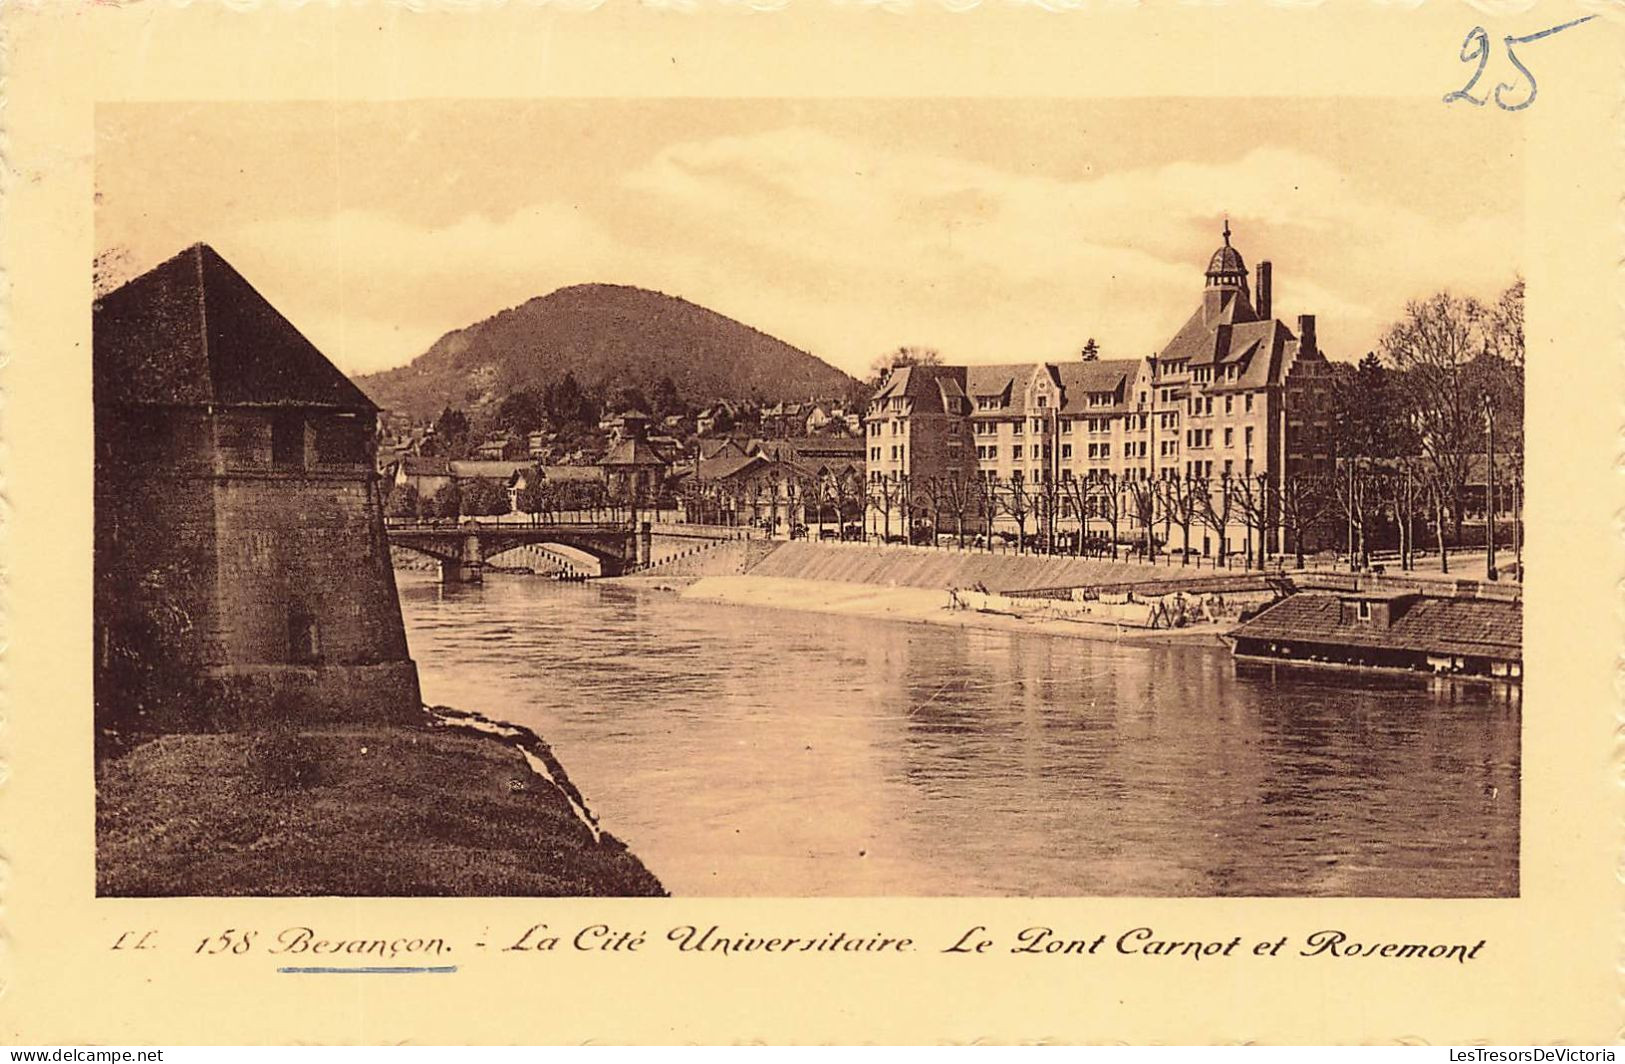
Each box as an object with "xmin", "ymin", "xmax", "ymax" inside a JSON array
[{"xmin": 96, "ymin": 408, "xmax": 419, "ymax": 734}]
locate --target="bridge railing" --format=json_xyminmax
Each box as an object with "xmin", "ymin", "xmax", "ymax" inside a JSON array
[{"xmin": 385, "ymin": 513, "xmax": 638, "ymax": 531}]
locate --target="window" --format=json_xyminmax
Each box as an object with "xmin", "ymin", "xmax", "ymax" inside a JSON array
[
  {"xmin": 1245, "ymin": 426, "xmax": 1255, "ymax": 452},
  {"xmin": 948, "ymin": 421, "xmax": 961, "ymax": 435},
  {"xmin": 1037, "ymin": 395, "xmax": 1048, "ymax": 409},
  {"xmin": 1061, "ymin": 443, "xmax": 1072, "ymax": 459},
  {"xmin": 1225, "ymin": 396, "xmax": 1234, "ymax": 414},
  {"xmin": 1357, "ymin": 601, "xmax": 1372, "ymax": 622},
  {"xmin": 271, "ymin": 413, "xmax": 305, "ymax": 470},
  {"xmin": 1060, "ymin": 419, "xmax": 1072, "ymax": 434},
  {"xmin": 1100, "ymin": 443, "xmax": 1111, "ymax": 458},
  {"xmin": 1012, "ymin": 445, "xmax": 1024, "ymax": 460},
  {"xmin": 314, "ymin": 416, "xmax": 369, "ymax": 465},
  {"xmin": 1012, "ymin": 422, "xmax": 1024, "ymax": 436},
  {"xmin": 1224, "ymin": 427, "xmax": 1234, "ymax": 447},
  {"xmin": 1245, "ymin": 393, "xmax": 1254, "ymax": 413}
]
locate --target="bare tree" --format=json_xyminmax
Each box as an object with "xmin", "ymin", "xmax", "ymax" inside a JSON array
[
  {"xmin": 834, "ymin": 469, "xmax": 865, "ymax": 539},
  {"xmin": 1193, "ymin": 476, "xmax": 1234, "ymax": 568},
  {"xmin": 1333, "ymin": 458, "xmax": 1377, "ymax": 570},
  {"xmin": 1376, "ymin": 459, "xmax": 1425, "ymax": 571},
  {"xmin": 1059, "ymin": 475, "xmax": 1092, "ymax": 556},
  {"xmin": 1424, "ymin": 465, "xmax": 1453, "ymax": 574},
  {"xmin": 1276, "ymin": 472, "xmax": 1334, "ymax": 570},
  {"xmin": 1124, "ymin": 475, "xmax": 1162, "ymax": 560},
  {"xmin": 938, "ymin": 474, "xmax": 976, "ymax": 548},
  {"xmin": 1229, "ymin": 473, "xmax": 1271, "ymax": 569},
  {"xmin": 1380, "ymin": 291, "xmax": 1490, "ymax": 549},
  {"xmin": 868, "ymin": 475, "xmax": 903, "ymax": 541},
  {"xmin": 995, "ymin": 476, "xmax": 1034, "ymax": 553},
  {"xmin": 1162, "ymin": 476, "xmax": 1200, "ymax": 564},
  {"xmin": 913, "ymin": 476, "xmax": 949, "ymax": 546},
  {"xmin": 1092, "ymin": 473, "xmax": 1125, "ymax": 559}
]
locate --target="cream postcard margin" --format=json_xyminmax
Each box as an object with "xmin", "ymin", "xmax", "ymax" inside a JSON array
[{"xmin": 2, "ymin": 0, "xmax": 1621, "ymax": 1045}]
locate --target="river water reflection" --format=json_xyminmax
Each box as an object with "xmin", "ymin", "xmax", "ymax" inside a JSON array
[{"xmin": 397, "ymin": 573, "xmax": 1519, "ymax": 897}]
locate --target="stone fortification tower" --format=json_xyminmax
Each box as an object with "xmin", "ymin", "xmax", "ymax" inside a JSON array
[{"xmin": 94, "ymin": 244, "xmax": 420, "ymax": 732}]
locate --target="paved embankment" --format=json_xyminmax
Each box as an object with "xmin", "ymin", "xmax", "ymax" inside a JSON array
[
  {"xmin": 681, "ymin": 573, "xmax": 1229, "ymax": 645},
  {"xmin": 634, "ymin": 537, "xmax": 780, "ymax": 578},
  {"xmin": 742, "ymin": 540, "xmax": 1250, "ymax": 593}
]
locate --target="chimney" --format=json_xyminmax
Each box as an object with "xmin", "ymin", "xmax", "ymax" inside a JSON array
[
  {"xmin": 1255, "ymin": 261, "xmax": 1272, "ymax": 319},
  {"xmin": 1297, "ymin": 314, "xmax": 1317, "ymax": 354}
]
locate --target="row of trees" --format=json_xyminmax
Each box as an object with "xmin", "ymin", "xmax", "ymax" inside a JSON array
[
  {"xmin": 864, "ymin": 460, "xmax": 1520, "ymax": 574},
  {"xmin": 1333, "ymin": 281, "xmax": 1524, "ymax": 552},
  {"xmin": 385, "ymin": 471, "xmax": 649, "ymax": 523}
]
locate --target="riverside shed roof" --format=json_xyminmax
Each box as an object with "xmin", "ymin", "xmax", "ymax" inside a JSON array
[{"xmin": 1231, "ymin": 593, "xmax": 1521, "ymax": 660}]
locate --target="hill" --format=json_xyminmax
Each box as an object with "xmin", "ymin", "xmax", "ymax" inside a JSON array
[{"xmin": 354, "ymin": 284, "xmax": 859, "ymax": 419}]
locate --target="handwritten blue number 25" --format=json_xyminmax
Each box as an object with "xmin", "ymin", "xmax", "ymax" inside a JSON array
[{"xmin": 1444, "ymin": 16, "xmax": 1596, "ymax": 112}]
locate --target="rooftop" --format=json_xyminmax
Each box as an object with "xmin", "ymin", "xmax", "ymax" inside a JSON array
[
  {"xmin": 1231, "ymin": 593, "xmax": 1521, "ymax": 659},
  {"xmin": 93, "ymin": 243, "xmax": 377, "ymax": 412}
]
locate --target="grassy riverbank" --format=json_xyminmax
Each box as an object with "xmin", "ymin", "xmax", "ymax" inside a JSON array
[{"xmin": 97, "ymin": 709, "xmax": 665, "ymax": 897}]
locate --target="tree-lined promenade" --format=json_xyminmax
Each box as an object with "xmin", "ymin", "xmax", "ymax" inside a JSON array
[{"xmin": 862, "ymin": 279, "xmax": 1525, "ymax": 580}]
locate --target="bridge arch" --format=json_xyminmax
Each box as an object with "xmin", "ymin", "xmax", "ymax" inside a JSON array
[
  {"xmin": 485, "ymin": 542, "xmax": 603, "ymax": 577},
  {"xmin": 385, "ymin": 521, "xmax": 645, "ymax": 582}
]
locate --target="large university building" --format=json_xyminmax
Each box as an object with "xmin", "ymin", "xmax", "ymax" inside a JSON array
[{"xmin": 864, "ymin": 225, "xmax": 1338, "ymax": 553}]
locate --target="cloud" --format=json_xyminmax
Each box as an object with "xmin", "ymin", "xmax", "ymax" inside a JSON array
[{"xmin": 122, "ymin": 124, "xmax": 1518, "ymax": 379}]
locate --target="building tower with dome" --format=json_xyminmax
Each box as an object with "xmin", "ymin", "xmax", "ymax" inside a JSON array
[{"xmin": 864, "ymin": 222, "xmax": 1338, "ymax": 557}]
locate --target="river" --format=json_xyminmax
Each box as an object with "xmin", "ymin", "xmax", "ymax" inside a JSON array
[{"xmin": 396, "ymin": 572, "xmax": 1520, "ymax": 897}]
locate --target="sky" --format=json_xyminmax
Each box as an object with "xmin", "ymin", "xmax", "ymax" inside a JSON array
[{"xmin": 95, "ymin": 99, "xmax": 1523, "ymax": 380}]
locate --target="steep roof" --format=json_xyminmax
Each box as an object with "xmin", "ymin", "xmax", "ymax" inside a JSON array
[
  {"xmin": 1231, "ymin": 593, "xmax": 1521, "ymax": 659},
  {"xmin": 449, "ymin": 460, "xmax": 529, "ymax": 481},
  {"xmin": 871, "ymin": 364, "xmax": 970, "ymax": 417},
  {"xmin": 963, "ymin": 359, "xmax": 1138, "ymax": 417},
  {"xmin": 669, "ymin": 453, "xmax": 783, "ymax": 483},
  {"xmin": 93, "ymin": 244, "xmax": 377, "ymax": 412},
  {"xmin": 1156, "ymin": 309, "xmax": 1298, "ymax": 389},
  {"xmin": 602, "ymin": 436, "xmax": 671, "ymax": 467},
  {"xmin": 539, "ymin": 464, "xmax": 605, "ymax": 483},
  {"xmin": 698, "ymin": 437, "xmax": 750, "ymax": 461},
  {"xmin": 399, "ymin": 456, "xmax": 452, "ymax": 477}
]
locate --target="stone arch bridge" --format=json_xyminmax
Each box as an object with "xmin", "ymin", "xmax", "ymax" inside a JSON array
[{"xmin": 387, "ymin": 519, "xmax": 651, "ymax": 582}]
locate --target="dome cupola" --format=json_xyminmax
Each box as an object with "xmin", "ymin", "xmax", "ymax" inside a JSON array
[{"xmin": 1204, "ymin": 218, "xmax": 1251, "ymax": 296}]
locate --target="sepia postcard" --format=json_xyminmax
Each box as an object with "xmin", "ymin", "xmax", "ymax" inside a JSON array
[{"xmin": 2, "ymin": 0, "xmax": 1621, "ymax": 1046}]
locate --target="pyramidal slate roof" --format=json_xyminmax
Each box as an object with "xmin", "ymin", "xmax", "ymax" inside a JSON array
[{"xmin": 93, "ymin": 243, "xmax": 377, "ymax": 412}]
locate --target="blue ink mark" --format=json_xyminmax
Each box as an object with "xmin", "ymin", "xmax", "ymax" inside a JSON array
[
  {"xmin": 1496, "ymin": 15, "xmax": 1597, "ymax": 111},
  {"xmin": 278, "ymin": 966, "xmax": 458, "ymax": 974},
  {"xmin": 1446, "ymin": 14, "xmax": 1597, "ymax": 111},
  {"xmin": 1443, "ymin": 26, "xmax": 1490, "ymax": 107}
]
